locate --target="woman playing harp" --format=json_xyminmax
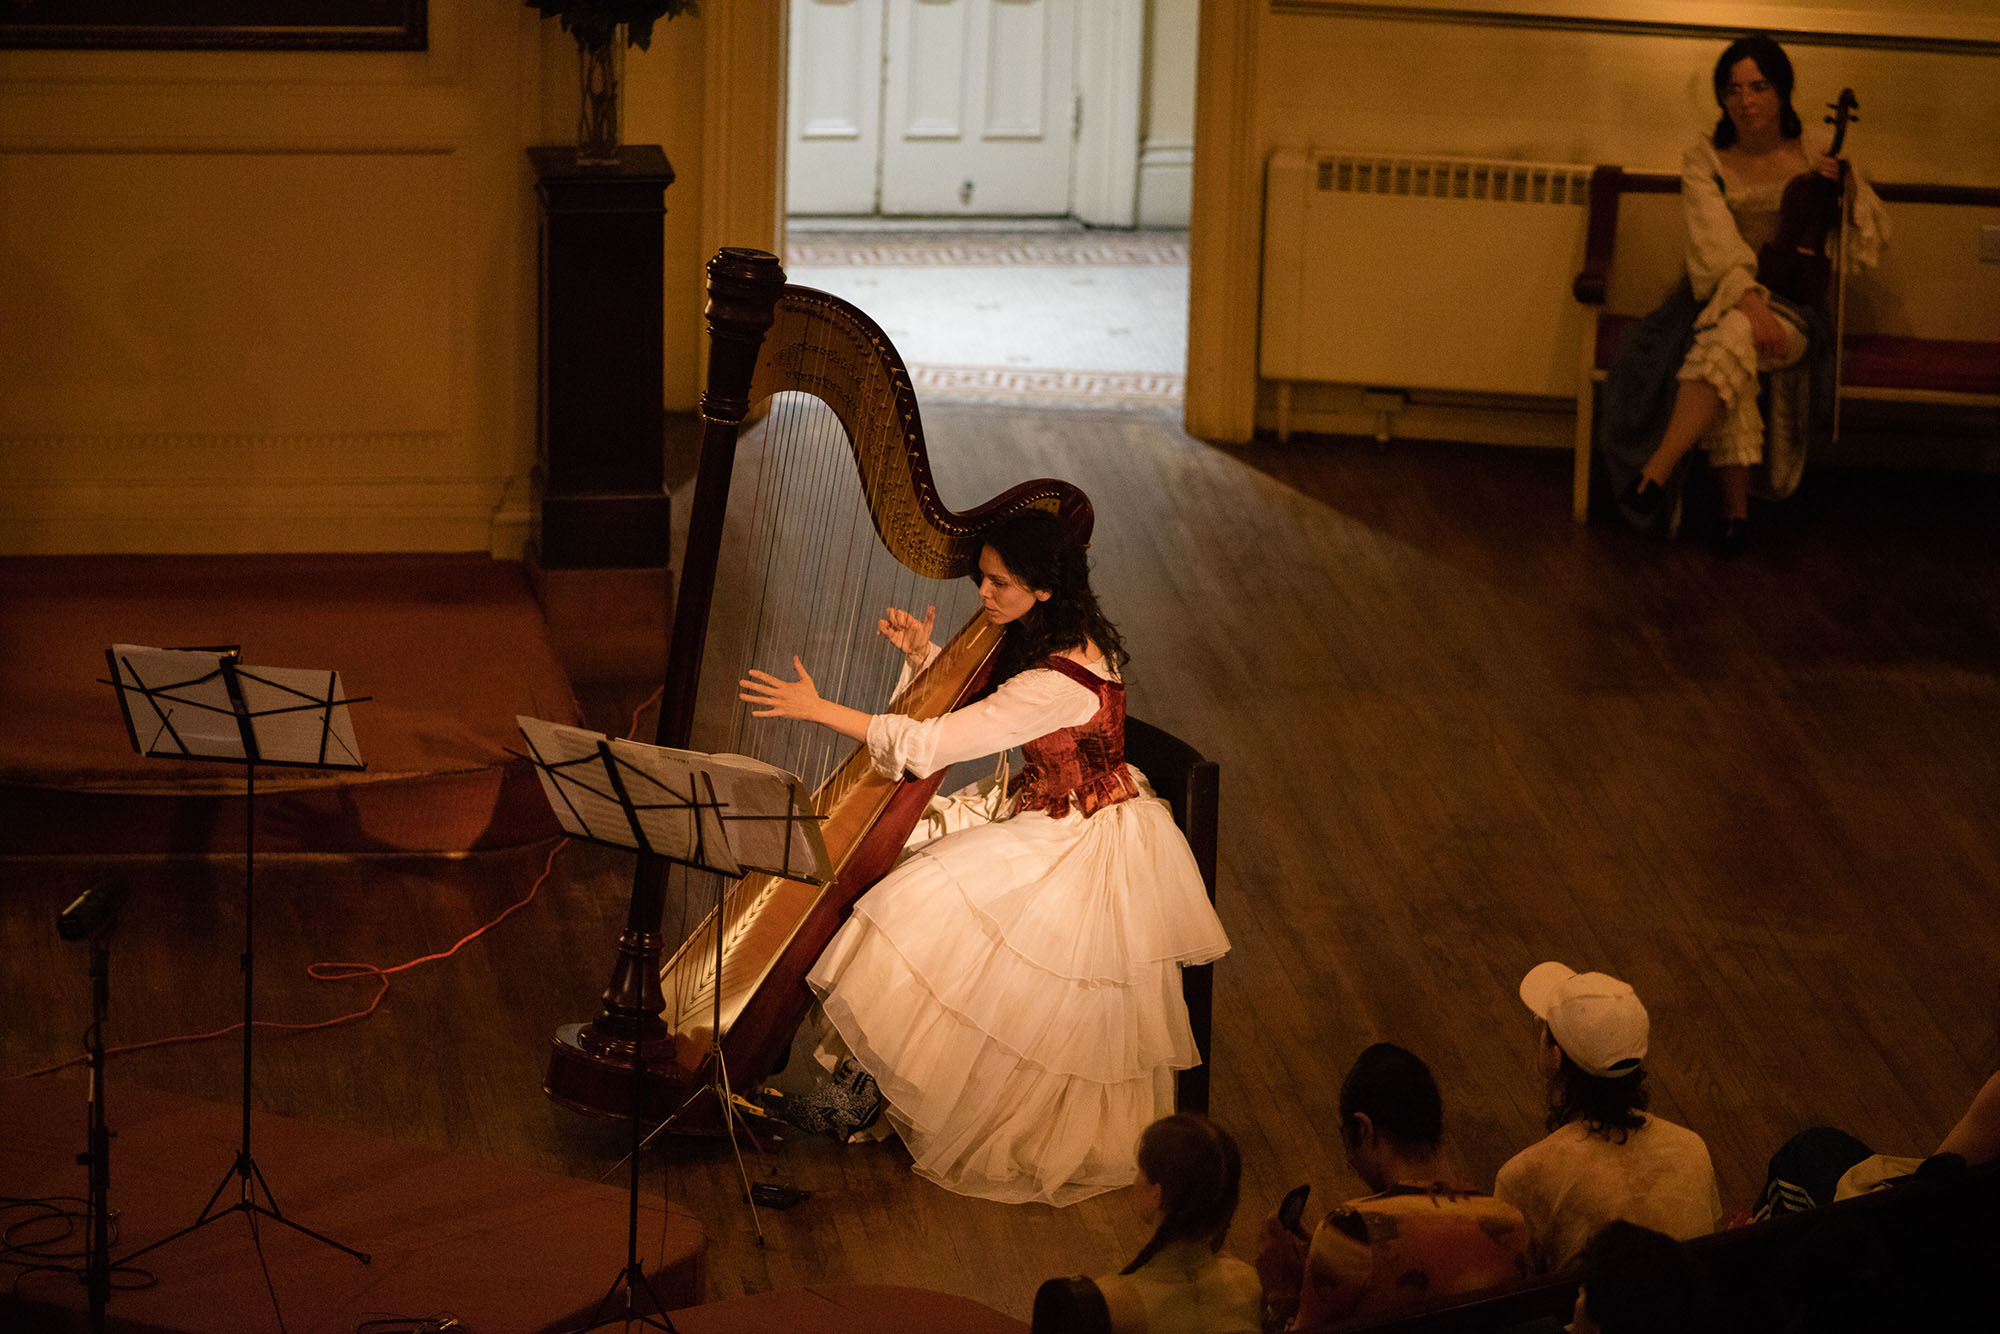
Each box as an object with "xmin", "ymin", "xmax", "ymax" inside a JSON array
[{"xmin": 740, "ymin": 508, "xmax": 1231, "ymax": 1206}]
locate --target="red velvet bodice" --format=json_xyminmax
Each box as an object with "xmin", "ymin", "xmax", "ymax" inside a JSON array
[{"xmin": 1008, "ymin": 656, "xmax": 1140, "ymax": 819}]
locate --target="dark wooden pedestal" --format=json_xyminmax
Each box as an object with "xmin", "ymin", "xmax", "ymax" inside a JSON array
[
  {"xmin": 528, "ymin": 145, "xmax": 675, "ymax": 571},
  {"xmin": 527, "ymin": 146, "xmax": 677, "ymax": 684}
]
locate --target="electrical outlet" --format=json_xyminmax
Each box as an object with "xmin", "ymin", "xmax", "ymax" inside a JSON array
[{"xmin": 1981, "ymin": 224, "xmax": 2000, "ymax": 264}]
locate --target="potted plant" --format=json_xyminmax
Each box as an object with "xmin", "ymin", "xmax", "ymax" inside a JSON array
[{"xmin": 525, "ymin": 2, "xmax": 697, "ymax": 166}]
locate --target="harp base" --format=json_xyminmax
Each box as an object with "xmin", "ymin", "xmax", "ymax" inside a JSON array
[{"xmin": 545, "ymin": 1023, "xmax": 724, "ymax": 1133}]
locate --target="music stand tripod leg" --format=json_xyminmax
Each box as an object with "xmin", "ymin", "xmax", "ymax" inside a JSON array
[
  {"xmin": 570, "ymin": 1031, "xmax": 675, "ymax": 1334},
  {"xmin": 104, "ymin": 649, "xmax": 374, "ymax": 1276},
  {"xmin": 640, "ymin": 876, "xmax": 770, "ymax": 1245},
  {"xmin": 115, "ymin": 761, "xmax": 371, "ymax": 1271},
  {"xmin": 709, "ymin": 1044, "xmax": 767, "ymax": 1245},
  {"xmin": 706, "ymin": 867, "xmax": 765, "ymax": 1244}
]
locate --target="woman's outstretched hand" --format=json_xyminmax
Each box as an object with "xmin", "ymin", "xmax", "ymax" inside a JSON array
[
  {"xmin": 741, "ymin": 657, "xmax": 825, "ymax": 722},
  {"xmin": 878, "ymin": 604, "xmax": 936, "ymax": 663}
]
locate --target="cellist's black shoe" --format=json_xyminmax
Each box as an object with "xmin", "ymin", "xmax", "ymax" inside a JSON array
[
  {"xmin": 1712, "ymin": 517, "xmax": 1749, "ymax": 559},
  {"xmin": 1622, "ymin": 475, "xmax": 1666, "ymax": 517}
]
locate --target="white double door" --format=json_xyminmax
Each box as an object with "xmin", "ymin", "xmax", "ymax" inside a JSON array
[{"xmin": 788, "ymin": 0, "xmax": 1077, "ymax": 217}]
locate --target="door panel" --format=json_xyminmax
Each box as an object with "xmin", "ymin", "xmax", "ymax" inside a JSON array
[
  {"xmin": 789, "ymin": 0, "xmax": 1076, "ymax": 218},
  {"xmin": 880, "ymin": 0, "xmax": 1074, "ymax": 216},
  {"xmin": 787, "ymin": 0, "xmax": 885, "ymax": 216}
]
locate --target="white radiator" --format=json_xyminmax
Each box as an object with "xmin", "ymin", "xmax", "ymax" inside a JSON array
[{"xmin": 1259, "ymin": 149, "xmax": 1592, "ymax": 399}]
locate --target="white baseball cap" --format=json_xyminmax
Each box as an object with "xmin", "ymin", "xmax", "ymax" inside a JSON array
[{"xmin": 1519, "ymin": 961, "xmax": 1649, "ymax": 1078}]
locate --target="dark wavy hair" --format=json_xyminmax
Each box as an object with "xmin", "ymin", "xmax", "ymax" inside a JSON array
[
  {"xmin": 1712, "ymin": 34, "xmax": 1804, "ymax": 148},
  {"xmin": 1547, "ymin": 1051, "xmax": 1649, "ymax": 1140},
  {"xmin": 1120, "ymin": 1114, "xmax": 1243, "ymax": 1275},
  {"xmin": 1339, "ymin": 1042, "xmax": 1444, "ymax": 1152},
  {"xmin": 980, "ymin": 509, "xmax": 1128, "ymax": 685}
]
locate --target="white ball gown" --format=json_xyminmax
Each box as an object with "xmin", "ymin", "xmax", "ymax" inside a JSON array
[{"xmin": 807, "ymin": 652, "xmax": 1230, "ymax": 1206}]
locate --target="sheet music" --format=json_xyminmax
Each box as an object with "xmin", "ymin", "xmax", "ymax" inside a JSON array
[
  {"xmin": 108, "ymin": 645, "xmax": 363, "ymax": 769},
  {"xmin": 109, "ymin": 645, "xmax": 248, "ymax": 761},
  {"xmin": 613, "ymin": 739, "xmax": 828, "ymax": 883},
  {"xmin": 236, "ymin": 664, "xmax": 364, "ymax": 770},
  {"xmin": 516, "ymin": 717, "xmax": 829, "ymax": 883},
  {"xmin": 517, "ymin": 717, "xmax": 656, "ymax": 846}
]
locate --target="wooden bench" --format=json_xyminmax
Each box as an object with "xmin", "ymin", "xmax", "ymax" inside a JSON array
[
  {"xmin": 1570, "ymin": 166, "xmax": 2000, "ymax": 522},
  {"xmin": 1332, "ymin": 1157, "xmax": 2000, "ymax": 1333}
]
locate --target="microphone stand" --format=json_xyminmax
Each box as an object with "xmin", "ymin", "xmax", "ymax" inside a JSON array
[{"xmin": 82, "ymin": 929, "xmax": 114, "ymax": 1332}]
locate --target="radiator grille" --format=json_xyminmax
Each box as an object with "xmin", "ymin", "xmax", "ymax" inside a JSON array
[
  {"xmin": 1261, "ymin": 150, "xmax": 1592, "ymax": 398},
  {"xmin": 1314, "ymin": 155, "xmax": 1591, "ymax": 207}
]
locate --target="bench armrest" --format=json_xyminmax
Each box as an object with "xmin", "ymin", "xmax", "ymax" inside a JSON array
[{"xmin": 1572, "ymin": 165, "xmax": 1624, "ymax": 305}]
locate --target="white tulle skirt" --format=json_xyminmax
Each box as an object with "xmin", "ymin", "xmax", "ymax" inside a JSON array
[{"xmin": 806, "ymin": 766, "xmax": 1230, "ymax": 1206}]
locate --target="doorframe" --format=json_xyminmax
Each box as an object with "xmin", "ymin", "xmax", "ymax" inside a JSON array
[
  {"xmin": 1073, "ymin": 0, "xmax": 1145, "ymax": 228},
  {"xmin": 1185, "ymin": 0, "xmax": 1257, "ymax": 444},
  {"xmin": 721, "ymin": 2, "xmax": 1143, "ymax": 231}
]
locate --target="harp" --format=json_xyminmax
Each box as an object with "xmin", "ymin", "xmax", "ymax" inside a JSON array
[{"xmin": 545, "ymin": 248, "xmax": 1093, "ymax": 1123}]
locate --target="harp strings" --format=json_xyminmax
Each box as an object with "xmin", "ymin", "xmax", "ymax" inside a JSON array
[{"xmin": 665, "ymin": 321, "xmax": 974, "ymax": 1029}]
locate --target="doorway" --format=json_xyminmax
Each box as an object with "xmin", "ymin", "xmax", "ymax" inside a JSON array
[{"xmin": 787, "ymin": 0, "xmax": 1121, "ymax": 221}]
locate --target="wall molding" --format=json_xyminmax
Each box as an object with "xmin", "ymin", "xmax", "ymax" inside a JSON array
[
  {"xmin": 0, "ymin": 430, "xmax": 512, "ymax": 555},
  {"xmin": 1267, "ymin": 2, "xmax": 2000, "ymax": 56},
  {"xmin": 1137, "ymin": 139, "xmax": 1194, "ymax": 228}
]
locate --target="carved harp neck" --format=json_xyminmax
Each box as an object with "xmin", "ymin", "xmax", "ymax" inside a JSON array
[{"xmin": 660, "ymin": 246, "xmax": 1093, "ymax": 750}]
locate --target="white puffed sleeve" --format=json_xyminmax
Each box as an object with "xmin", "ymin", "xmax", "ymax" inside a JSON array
[
  {"xmin": 1799, "ymin": 123, "xmax": 1890, "ymax": 274},
  {"xmin": 1681, "ymin": 138, "xmax": 1761, "ymax": 317},
  {"xmin": 865, "ymin": 665, "xmax": 1101, "ymax": 781}
]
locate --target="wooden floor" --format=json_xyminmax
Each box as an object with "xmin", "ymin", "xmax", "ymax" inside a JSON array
[{"xmin": 6, "ymin": 406, "xmax": 1999, "ymax": 1325}]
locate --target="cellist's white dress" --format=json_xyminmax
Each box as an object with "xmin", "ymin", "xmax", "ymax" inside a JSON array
[{"xmin": 806, "ymin": 652, "xmax": 1230, "ymax": 1206}]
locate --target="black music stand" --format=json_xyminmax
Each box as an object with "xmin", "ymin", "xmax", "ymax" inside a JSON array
[
  {"xmin": 517, "ymin": 717, "xmax": 828, "ymax": 1331},
  {"xmin": 101, "ymin": 645, "xmax": 370, "ymax": 1282}
]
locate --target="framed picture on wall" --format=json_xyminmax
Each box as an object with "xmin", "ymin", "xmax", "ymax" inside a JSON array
[{"xmin": 0, "ymin": 2, "xmax": 427, "ymax": 51}]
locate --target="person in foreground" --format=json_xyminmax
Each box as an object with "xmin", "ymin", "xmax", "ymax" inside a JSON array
[
  {"xmin": 739, "ymin": 509, "xmax": 1231, "ymax": 1206},
  {"xmin": 1495, "ymin": 962, "xmax": 1723, "ymax": 1271},
  {"xmin": 1256, "ymin": 1044, "xmax": 1530, "ymax": 1331},
  {"xmin": 1030, "ymin": 1114, "xmax": 1262, "ymax": 1334},
  {"xmin": 1605, "ymin": 33, "xmax": 1885, "ymax": 555},
  {"xmin": 1569, "ymin": 1221, "xmax": 1711, "ymax": 1334}
]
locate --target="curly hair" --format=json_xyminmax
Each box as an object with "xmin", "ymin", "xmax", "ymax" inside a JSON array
[
  {"xmin": 1712, "ymin": 34, "xmax": 1804, "ymax": 148},
  {"xmin": 980, "ymin": 509, "xmax": 1128, "ymax": 685}
]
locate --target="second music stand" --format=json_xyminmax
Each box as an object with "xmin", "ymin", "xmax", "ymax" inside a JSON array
[
  {"xmin": 517, "ymin": 716, "xmax": 828, "ymax": 1331},
  {"xmin": 103, "ymin": 644, "xmax": 370, "ymax": 1281}
]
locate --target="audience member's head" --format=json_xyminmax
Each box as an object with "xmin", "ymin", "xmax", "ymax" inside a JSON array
[
  {"xmin": 1570, "ymin": 1220, "xmax": 1711, "ymax": 1334},
  {"xmin": 1121, "ymin": 1113, "xmax": 1244, "ymax": 1275},
  {"xmin": 1520, "ymin": 962, "xmax": 1651, "ymax": 1137},
  {"xmin": 1337, "ymin": 1042, "xmax": 1444, "ymax": 1190},
  {"xmin": 1029, "ymin": 1276, "xmax": 1111, "ymax": 1334}
]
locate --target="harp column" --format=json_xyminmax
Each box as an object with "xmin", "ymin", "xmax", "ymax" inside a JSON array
[{"xmin": 527, "ymin": 146, "xmax": 676, "ymax": 681}]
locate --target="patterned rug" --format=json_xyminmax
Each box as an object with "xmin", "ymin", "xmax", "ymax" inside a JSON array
[{"xmin": 783, "ymin": 228, "xmax": 1188, "ymax": 411}]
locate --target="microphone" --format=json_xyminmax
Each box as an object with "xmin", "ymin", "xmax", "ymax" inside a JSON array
[{"xmin": 57, "ymin": 875, "xmax": 129, "ymax": 942}]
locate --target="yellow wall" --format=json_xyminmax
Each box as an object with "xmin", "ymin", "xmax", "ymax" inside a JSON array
[
  {"xmin": 1190, "ymin": 4, "xmax": 2000, "ymax": 444},
  {"xmin": 0, "ymin": 3, "xmax": 725, "ymax": 557}
]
